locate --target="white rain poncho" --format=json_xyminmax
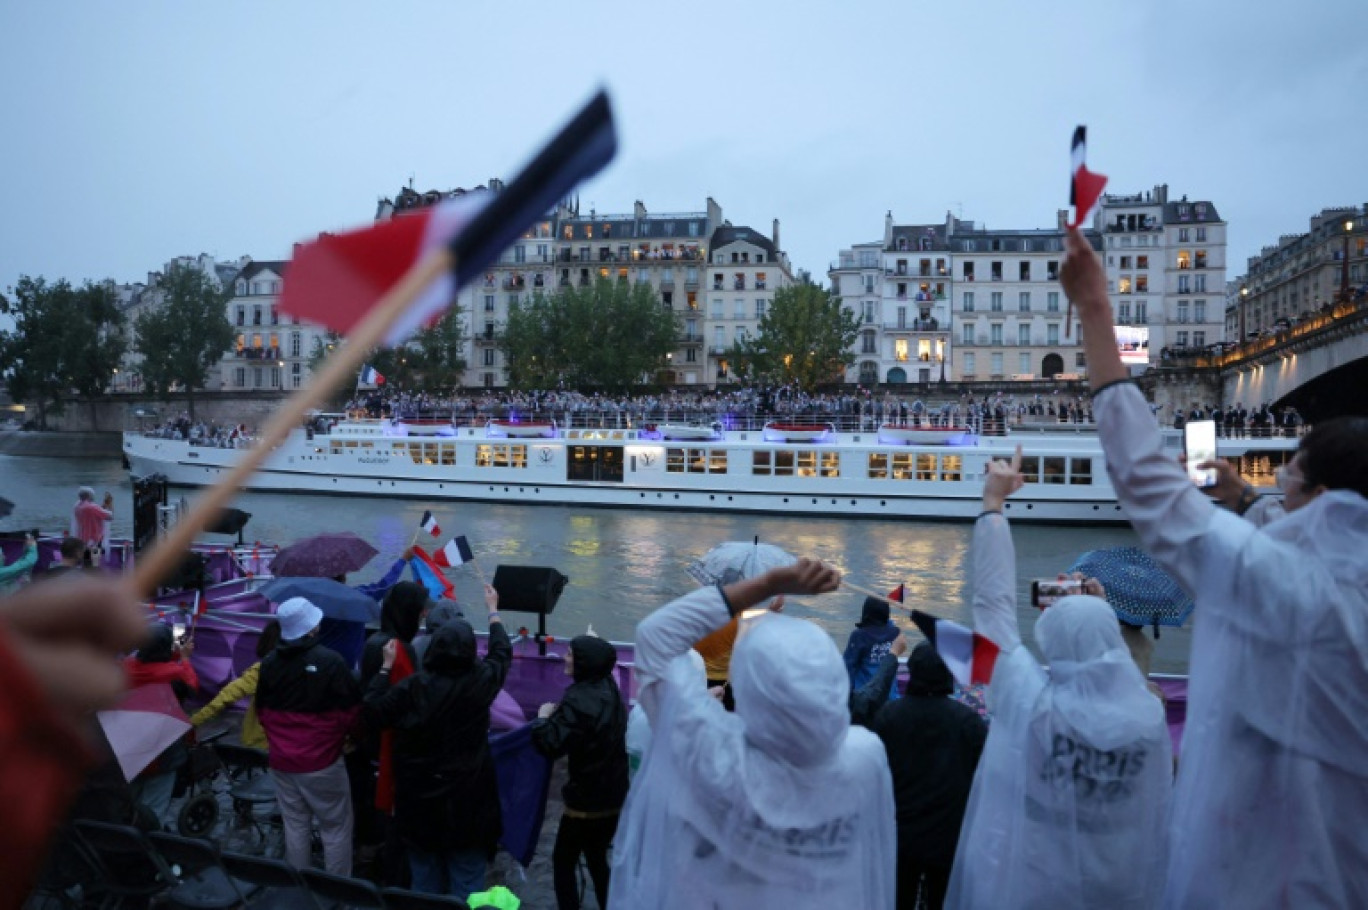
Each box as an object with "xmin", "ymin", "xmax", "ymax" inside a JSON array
[
  {"xmin": 611, "ymin": 586, "xmax": 896, "ymax": 910},
  {"xmin": 1097, "ymin": 383, "xmax": 1368, "ymax": 907},
  {"xmin": 946, "ymin": 513, "xmax": 1171, "ymax": 910}
]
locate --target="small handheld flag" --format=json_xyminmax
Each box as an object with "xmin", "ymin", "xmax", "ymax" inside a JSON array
[
  {"xmin": 1069, "ymin": 126, "xmax": 1108, "ymax": 229},
  {"xmin": 909, "ymin": 609, "xmax": 1000, "ymax": 688},
  {"xmin": 409, "ymin": 545, "xmax": 456, "ymax": 600},
  {"xmin": 419, "ymin": 511, "xmax": 441, "ymax": 538},
  {"xmin": 360, "ymin": 365, "xmax": 385, "ymax": 386},
  {"xmin": 887, "ymin": 584, "xmax": 905, "ymax": 604},
  {"xmin": 433, "ymin": 535, "xmax": 475, "ymax": 569}
]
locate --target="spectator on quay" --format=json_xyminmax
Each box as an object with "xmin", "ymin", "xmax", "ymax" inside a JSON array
[
  {"xmin": 843, "ymin": 595, "xmax": 902, "ymax": 702},
  {"xmin": 45, "ymin": 537, "xmax": 87, "ymax": 577},
  {"xmin": 864, "ymin": 640, "xmax": 986, "ymax": 910},
  {"xmin": 123, "ymin": 623, "xmax": 200, "ymax": 826},
  {"xmin": 413, "ymin": 600, "xmax": 464, "ymax": 665},
  {"xmin": 610, "ymin": 559, "xmax": 896, "ymax": 910},
  {"xmin": 256, "ymin": 597, "xmax": 361, "ymax": 876},
  {"xmin": 71, "ymin": 487, "xmax": 113, "ymax": 556},
  {"xmin": 0, "ymin": 533, "xmax": 39, "ymax": 595},
  {"xmin": 189, "ymin": 620, "xmax": 281, "ymax": 751},
  {"xmin": 364, "ymin": 584, "xmax": 509, "ymax": 900},
  {"xmin": 945, "ymin": 447, "xmax": 1172, "ymax": 909},
  {"xmin": 533, "ymin": 634, "xmax": 630, "ymax": 910},
  {"xmin": 1063, "ymin": 227, "xmax": 1368, "ymax": 906}
]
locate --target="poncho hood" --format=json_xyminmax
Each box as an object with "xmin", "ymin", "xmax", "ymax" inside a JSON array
[{"xmin": 423, "ymin": 619, "xmax": 477, "ymax": 675}]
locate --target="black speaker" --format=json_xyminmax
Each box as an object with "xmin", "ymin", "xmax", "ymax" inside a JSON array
[{"xmin": 492, "ymin": 565, "xmax": 568, "ymax": 615}]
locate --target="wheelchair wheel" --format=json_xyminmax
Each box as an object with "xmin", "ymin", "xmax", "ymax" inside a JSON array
[{"xmin": 177, "ymin": 792, "xmax": 219, "ymax": 837}]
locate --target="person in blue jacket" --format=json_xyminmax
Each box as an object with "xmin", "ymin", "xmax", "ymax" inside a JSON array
[{"xmin": 843, "ymin": 595, "xmax": 901, "ymax": 701}]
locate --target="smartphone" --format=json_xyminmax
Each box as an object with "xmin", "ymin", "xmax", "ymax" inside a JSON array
[
  {"xmin": 1031, "ymin": 578, "xmax": 1082, "ymax": 609},
  {"xmin": 172, "ymin": 621, "xmax": 187, "ymax": 641},
  {"xmin": 1184, "ymin": 419, "xmax": 1218, "ymax": 487}
]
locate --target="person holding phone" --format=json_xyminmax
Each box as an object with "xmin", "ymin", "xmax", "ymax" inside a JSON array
[
  {"xmin": 1062, "ymin": 227, "xmax": 1368, "ymax": 907},
  {"xmin": 71, "ymin": 486, "xmax": 113, "ymax": 557}
]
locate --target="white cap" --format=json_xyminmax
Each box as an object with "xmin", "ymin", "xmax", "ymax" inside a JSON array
[{"xmin": 277, "ymin": 597, "xmax": 323, "ymax": 641}]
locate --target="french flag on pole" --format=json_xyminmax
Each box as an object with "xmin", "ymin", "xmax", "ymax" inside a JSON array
[
  {"xmin": 909, "ymin": 609, "xmax": 1000, "ymax": 688},
  {"xmin": 419, "ymin": 510, "xmax": 441, "ymax": 538},
  {"xmin": 433, "ymin": 535, "xmax": 475, "ymax": 569},
  {"xmin": 360, "ymin": 365, "xmax": 385, "ymax": 386},
  {"xmin": 409, "ymin": 545, "xmax": 456, "ymax": 600},
  {"xmin": 277, "ymin": 91, "xmax": 617, "ymax": 347},
  {"xmin": 1069, "ymin": 125, "xmax": 1108, "ymax": 229}
]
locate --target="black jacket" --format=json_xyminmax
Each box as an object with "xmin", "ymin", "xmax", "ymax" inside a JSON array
[
  {"xmin": 871, "ymin": 643, "xmax": 987, "ymax": 867},
  {"xmin": 530, "ymin": 636, "xmax": 629, "ymax": 813},
  {"xmin": 364, "ymin": 619, "xmax": 511, "ymax": 853}
]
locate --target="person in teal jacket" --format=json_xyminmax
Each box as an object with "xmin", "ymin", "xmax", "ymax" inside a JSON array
[{"xmin": 0, "ymin": 534, "xmax": 38, "ymax": 595}]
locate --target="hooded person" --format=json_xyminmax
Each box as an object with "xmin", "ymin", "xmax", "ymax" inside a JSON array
[
  {"xmin": 413, "ymin": 601, "xmax": 465, "ymax": 664},
  {"xmin": 870, "ymin": 642, "xmax": 987, "ymax": 910},
  {"xmin": 532, "ymin": 634, "xmax": 630, "ymax": 910},
  {"xmin": 364, "ymin": 583, "xmax": 510, "ymax": 899},
  {"xmin": 122, "ymin": 622, "xmax": 200, "ymax": 825},
  {"xmin": 843, "ymin": 595, "xmax": 901, "ymax": 701},
  {"xmin": 945, "ymin": 469, "xmax": 1171, "ymax": 910},
  {"xmin": 610, "ymin": 558, "xmax": 896, "ymax": 910}
]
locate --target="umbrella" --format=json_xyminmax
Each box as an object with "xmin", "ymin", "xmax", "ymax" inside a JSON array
[
  {"xmin": 1067, "ymin": 546, "xmax": 1195, "ymax": 629},
  {"xmin": 269, "ymin": 532, "xmax": 377, "ymax": 578},
  {"xmin": 96, "ymin": 683, "xmax": 191, "ymax": 781},
  {"xmin": 686, "ymin": 538, "xmax": 796, "ymax": 587},
  {"xmin": 260, "ymin": 576, "xmax": 380, "ymax": 623}
]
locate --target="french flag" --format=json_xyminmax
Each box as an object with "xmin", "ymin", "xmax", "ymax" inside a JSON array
[
  {"xmin": 278, "ymin": 91, "xmax": 617, "ymax": 347},
  {"xmin": 360, "ymin": 365, "xmax": 385, "ymax": 386},
  {"xmin": 409, "ymin": 545, "xmax": 455, "ymax": 601},
  {"xmin": 910, "ymin": 609, "xmax": 1000, "ymax": 688},
  {"xmin": 1069, "ymin": 125, "xmax": 1108, "ymax": 229},
  {"xmin": 887, "ymin": 584, "xmax": 905, "ymax": 604},
  {"xmin": 433, "ymin": 535, "xmax": 474, "ymax": 569},
  {"xmin": 419, "ymin": 510, "xmax": 441, "ymax": 538}
]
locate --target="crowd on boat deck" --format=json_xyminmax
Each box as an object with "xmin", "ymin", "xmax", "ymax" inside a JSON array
[{"xmin": 4, "ymin": 236, "xmax": 1368, "ymax": 908}]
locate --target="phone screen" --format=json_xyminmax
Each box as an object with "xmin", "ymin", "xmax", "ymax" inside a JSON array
[{"xmin": 1185, "ymin": 420, "xmax": 1218, "ymax": 487}]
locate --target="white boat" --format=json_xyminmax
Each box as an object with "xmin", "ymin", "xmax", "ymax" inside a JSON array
[
  {"xmin": 487, "ymin": 419, "xmax": 557, "ymax": 438},
  {"xmin": 655, "ymin": 423, "xmax": 721, "ymax": 441},
  {"xmin": 123, "ymin": 418, "xmax": 1295, "ymax": 525},
  {"xmin": 878, "ymin": 424, "xmax": 974, "ymax": 445}
]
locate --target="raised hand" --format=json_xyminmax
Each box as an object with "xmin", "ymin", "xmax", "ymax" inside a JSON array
[
  {"xmin": 381, "ymin": 637, "xmax": 398, "ymax": 669},
  {"xmin": 984, "ymin": 444, "xmax": 1025, "ymax": 511},
  {"xmin": 768, "ymin": 558, "xmax": 841, "ymax": 597},
  {"xmin": 1060, "ymin": 229, "xmax": 1109, "ymax": 318}
]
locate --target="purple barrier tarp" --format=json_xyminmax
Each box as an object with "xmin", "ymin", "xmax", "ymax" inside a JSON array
[{"xmin": 490, "ymin": 723, "xmax": 552, "ymax": 868}]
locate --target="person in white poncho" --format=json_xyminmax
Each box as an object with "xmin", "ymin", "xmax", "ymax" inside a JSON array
[
  {"xmin": 1061, "ymin": 227, "xmax": 1368, "ymax": 907},
  {"xmin": 610, "ymin": 558, "xmax": 897, "ymax": 910},
  {"xmin": 946, "ymin": 450, "xmax": 1172, "ymax": 909}
]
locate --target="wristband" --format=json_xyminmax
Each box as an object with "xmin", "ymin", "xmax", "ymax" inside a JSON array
[
  {"xmin": 977, "ymin": 509, "xmax": 1003, "ymax": 520},
  {"xmin": 716, "ymin": 582, "xmax": 738, "ymax": 618}
]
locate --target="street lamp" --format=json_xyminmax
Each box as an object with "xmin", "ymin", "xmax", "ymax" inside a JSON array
[
  {"xmin": 936, "ymin": 338, "xmax": 946, "ymax": 383},
  {"xmin": 1341, "ymin": 219, "xmax": 1354, "ymax": 305},
  {"xmin": 1239, "ymin": 286, "xmax": 1248, "ymax": 342}
]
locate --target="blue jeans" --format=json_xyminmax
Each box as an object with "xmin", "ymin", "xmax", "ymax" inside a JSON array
[{"xmin": 408, "ymin": 847, "xmax": 486, "ymax": 900}]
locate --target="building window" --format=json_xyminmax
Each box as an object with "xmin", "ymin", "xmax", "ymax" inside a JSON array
[
  {"xmin": 990, "ymin": 323, "xmax": 1003, "ymax": 344},
  {"xmin": 1119, "ymin": 302, "xmax": 1131, "ymax": 321},
  {"xmin": 1195, "ymin": 250, "xmax": 1208, "ymax": 269},
  {"xmin": 962, "ymin": 323, "xmax": 975, "ymax": 345},
  {"xmin": 1196, "ymin": 227, "xmax": 1207, "ymax": 242},
  {"xmin": 1019, "ymin": 292, "xmax": 1031, "ymax": 311},
  {"xmin": 1194, "ymin": 300, "xmax": 1206, "ymax": 322},
  {"xmin": 991, "ymin": 261, "xmax": 1003, "ymax": 281},
  {"xmin": 991, "ymin": 352, "xmax": 1004, "ymax": 375},
  {"xmin": 1194, "ymin": 331, "xmax": 1206, "ymax": 347},
  {"xmin": 1119, "ymin": 256, "xmax": 1132, "ymax": 269},
  {"xmin": 1047, "ymin": 324, "xmax": 1059, "ymax": 344},
  {"xmin": 1136, "ymin": 275, "xmax": 1149, "ymax": 292},
  {"xmin": 685, "ymin": 348, "xmax": 697, "ymax": 364},
  {"xmin": 710, "ymin": 299, "xmax": 724, "ymax": 319},
  {"xmin": 1177, "ymin": 331, "xmax": 1189, "ymax": 347},
  {"xmin": 1179, "ymin": 228, "xmax": 1190, "ymax": 242},
  {"xmin": 990, "ymin": 292, "xmax": 1003, "ymax": 311},
  {"xmin": 1076, "ymin": 352, "xmax": 1087, "ymax": 368},
  {"xmin": 734, "ymin": 299, "xmax": 746, "ymax": 320},
  {"xmin": 1177, "ymin": 251, "xmax": 1191, "ymax": 269},
  {"xmin": 1019, "ymin": 352, "xmax": 1031, "ymax": 374},
  {"xmin": 253, "ymin": 305, "xmax": 262, "ymax": 325},
  {"xmin": 235, "ymin": 306, "xmax": 245, "ymax": 326},
  {"xmin": 963, "ymin": 352, "xmax": 975, "ymax": 375},
  {"xmin": 1118, "ymin": 277, "xmax": 1132, "ymax": 294},
  {"xmin": 895, "ymin": 339, "xmax": 909, "ymax": 362},
  {"xmin": 485, "ymin": 295, "xmax": 495, "ymax": 312},
  {"xmin": 483, "ymin": 348, "xmax": 495, "ymax": 366},
  {"xmin": 1019, "ymin": 262, "xmax": 1030, "ymax": 281},
  {"xmin": 234, "ymin": 367, "xmax": 245, "ymax": 387},
  {"xmin": 1047, "ymin": 291, "xmax": 1060, "ymax": 312},
  {"xmin": 1136, "ymin": 255, "xmax": 1149, "ymax": 270},
  {"xmin": 755, "ymin": 299, "xmax": 767, "ymax": 319},
  {"xmin": 290, "ymin": 332, "xmax": 301, "ymax": 357},
  {"xmin": 862, "ymin": 330, "xmax": 876, "ymax": 354},
  {"xmin": 1018, "ymin": 324, "xmax": 1031, "ymax": 345},
  {"xmin": 963, "ymin": 261, "xmax": 975, "ymax": 280},
  {"xmin": 1177, "ymin": 301, "xmax": 1190, "ymax": 323},
  {"xmin": 863, "ymin": 300, "xmax": 876, "ymax": 324},
  {"xmin": 1135, "ymin": 302, "xmax": 1147, "ymax": 322},
  {"xmin": 270, "ymin": 306, "xmax": 278, "ymax": 326},
  {"xmin": 963, "ymin": 292, "xmax": 975, "ymax": 312}
]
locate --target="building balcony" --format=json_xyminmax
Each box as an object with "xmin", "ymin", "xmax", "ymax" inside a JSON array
[
  {"xmin": 502, "ymin": 278, "xmax": 526, "ymax": 291},
  {"xmin": 684, "ymin": 278, "xmax": 699, "ymax": 291},
  {"xmin": 660, "ymin": 278, "xmax": 675, "ymax": 290},
  {"xmin": 708, "ymin": 345, "xmax": 729, "ymax": 356},
  {"xmin": 678, "ymin": 335, "xmax": 704, "ymax": 346}
]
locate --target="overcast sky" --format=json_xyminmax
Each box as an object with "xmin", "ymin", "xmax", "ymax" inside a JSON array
[{"xmin": 3, "ymin": 0, "xmax": 1365, "ymax": 312}]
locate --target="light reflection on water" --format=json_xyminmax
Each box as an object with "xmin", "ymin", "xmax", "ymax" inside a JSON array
[{"xmin": 0, "ymin": 454, "xmax": 1192, "ymax": 673}]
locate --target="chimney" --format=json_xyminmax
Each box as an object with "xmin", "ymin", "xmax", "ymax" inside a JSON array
[
  {"xmin": 1057, "ymin": 209, "xmax": 1070, "ymax": 230},
  {"xmin": 885, "ymin": 211, "xmax": 894, "ymax": 246},
  {"xmin": 634, "ymin": 200, "xmax": 646, "ymax": 219},
  {"xmin": 772, "ymin": 218, "xmax": 780, "ymax": 251}
]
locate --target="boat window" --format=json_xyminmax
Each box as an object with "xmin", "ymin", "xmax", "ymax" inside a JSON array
[
  {"xmin": 423, "ymin": 443, "xmax": 440, "ymax": 465},
  {"xmin": 820, "ymin": 451, "xmax": 840, "ymax": 478},
  {"xmin": 689, "ymin": 449, "xmax": 708, "ymax": 474},
  {"xmin": 440, "ymin": 444, "xmax": 456, "ymax": 466},
  {"xmin": 670, "ymin": 448, "xmax": 727, "ymax": 473},
  {"xmin": 891, "ymin": 452, "xmax": 914, "ymax": 480},
  {"xmin": 752, "ymin": 451, "xmax": 772, "ymax": 474},
  {"xmin": 1019, "ymin": 456, "xmax": 1041, "ymax": 482},
  {"xmin": 1069, "ymin": 457, "xmax": 1092, "ymax": 485},
  {"xmin": 476, "ymin": 444, "xmax": 528, "ymax": 468},
  {"xmin": 940, "ymin": 455, "xmax": 962, "ymax": 481},
  {"xmin": 359, "ymin": 442, "xmax": 374, "ymax": 449},
  {"xmin": 667, "ymin": 448, "xmax": 687, "ymax": 472},
  {"xmin": 868, "ymin": 452, "xmax": 889, "ymax": 479},
  {"xmin": 709, "ymin": 451, "xmax": 728, "ymax": 473},
  {"xmin": 775, "ymin": 450, "xmax": 795, "ymax": 476},
  {"xmin": 916, "ymin": 454, "xmax": 937, "ymax": 481},
  {"xmin": 797, "ymin": 450, "xmax": 818, "ymax": 477},
  {"xmin": 1043, "ymin": 457, "xmax": 1067, "ymax": 484}
]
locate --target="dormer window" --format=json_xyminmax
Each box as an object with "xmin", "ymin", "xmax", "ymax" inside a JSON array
[{"xmin": 235, "ymin": 280, "xmax": 246, "ymax": 295}]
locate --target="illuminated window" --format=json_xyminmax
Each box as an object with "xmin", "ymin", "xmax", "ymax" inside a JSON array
[
  {"xmin": 1020, "ymin": 456, "xmax": 1041, "ymax": 482},
  {"xmin": 820, "ymin": 452, "xmax": 839, "ymax": 478},
  {"xmin": 891, "ymin": 453, "xmax": 914, "ymax": 480},
  {"xmin": 1118, "ymin": 277, "xmax": 1132, "ymax": 295},
  {"xmin": 941, "ymin": 455, "xmax": 962, "ymax": 481},
  {"xmin": 1043, "ymin": 457, "xmax": 1066, "ymax": 484},
  {"xmin": 916, "ymin": 454, "xmax": 937, "ymax": 480},
  {"xmin": 1070, "ymin": 458, "xmax": 1093, "ymax": 485},
  {"xmin": 1177, "ymin": 251, "xmax": 1192, "ymax": 269},
  {"xmin": 868, "ymin": 452, "xmax": 889, "ymax": 479},
  {"xmin": 895, "ymin": 339, "xmax": 910, "ymax": 362}
]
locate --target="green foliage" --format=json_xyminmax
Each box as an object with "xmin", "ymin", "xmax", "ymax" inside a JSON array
[
  {"xmin": 307, "ymin": 305, "xmax": 467, "ymax": 399},
  {"xmin": 739, "ymin": 281, "xmax": 861, "ymax": 391},
  {"xmin": 0, "ymin": 276, "xmax": 126, "ymax": 427},
  {"xmin": 134, "ymin": 264, "xmax": 233, "ymax": 418},
  {"xmin": 500, "ymin": 279, "xmax": 679, "ymax": 390}
]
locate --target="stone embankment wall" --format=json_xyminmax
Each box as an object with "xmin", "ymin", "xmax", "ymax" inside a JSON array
[
  {"xmin": 41, "ymin": 392, "xmax": 294, "ymax": 434},
  {"xmin": 0, "ymin": 430, "xmax": 123, "ymax": 458}
]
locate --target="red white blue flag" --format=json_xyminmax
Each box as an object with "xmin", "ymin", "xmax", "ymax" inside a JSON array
[
  {"xmin": 910, "ymin": 609, "xmax": 1000, "ymax": 687},
  {"xmin": 419, "ymin": 511, "xmax": 441, "ymax": 538},
  {"xmin": 409, "ymin": 545, "xmax": 456, "ymax": 601},
  {"xmin": 433, "ymin": 535, "xmax": 475, "ymax": 569},
  {"xmin": 1069, "ymin": 125, "xmax": 1108, "ymax": 229}
]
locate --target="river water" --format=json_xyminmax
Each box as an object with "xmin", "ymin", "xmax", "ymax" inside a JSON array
[{"xmin": 0, "ymin": 453, "xmax": 1194, "ymax": 673}]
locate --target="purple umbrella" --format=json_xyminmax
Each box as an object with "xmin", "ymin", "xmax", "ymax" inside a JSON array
[{"xmin": 268, "ymin": 532, "xmax": 378, "ymax": 578}]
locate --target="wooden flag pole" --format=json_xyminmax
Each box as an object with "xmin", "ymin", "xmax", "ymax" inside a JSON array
[
  {"xmin": 130, "ymin": 248, "xmax": 456, "ymax": 597},
  {"xmin": 842, "ymin": 579, "xmax": 911, "ymax": 611}
]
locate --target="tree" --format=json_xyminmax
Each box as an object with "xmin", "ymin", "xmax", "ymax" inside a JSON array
[
  {"xmin": 0, "ymin": 276, "xmax": 125, "ymax": 428},
  {"xmin": 740, "ymin": 280, "xmax": 861, "ymax": 392},
  {"xmin": 500, "ymin": 279, "xmax": 678, "ymax": 390},
  {"xmin": 134, "ymin": 263, "xmax": 233, "ymax": 420},
  {"xmin": 411, "ymin": 307, "xmax": 468, "ymax": 390}
]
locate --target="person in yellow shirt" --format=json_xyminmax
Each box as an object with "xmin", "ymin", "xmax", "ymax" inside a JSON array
[{"xmin": 190, "ymin": 621, "xmax": 281, "ymax": 750}]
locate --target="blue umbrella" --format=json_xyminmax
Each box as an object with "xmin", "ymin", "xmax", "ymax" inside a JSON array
[
  {"xmin": 259, "ymin": 576, "xmax": 380, "ymax": 623},
  {"xmin": 1067, "ymin": 547, "xmax": 1194, "ymax": 629}
]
